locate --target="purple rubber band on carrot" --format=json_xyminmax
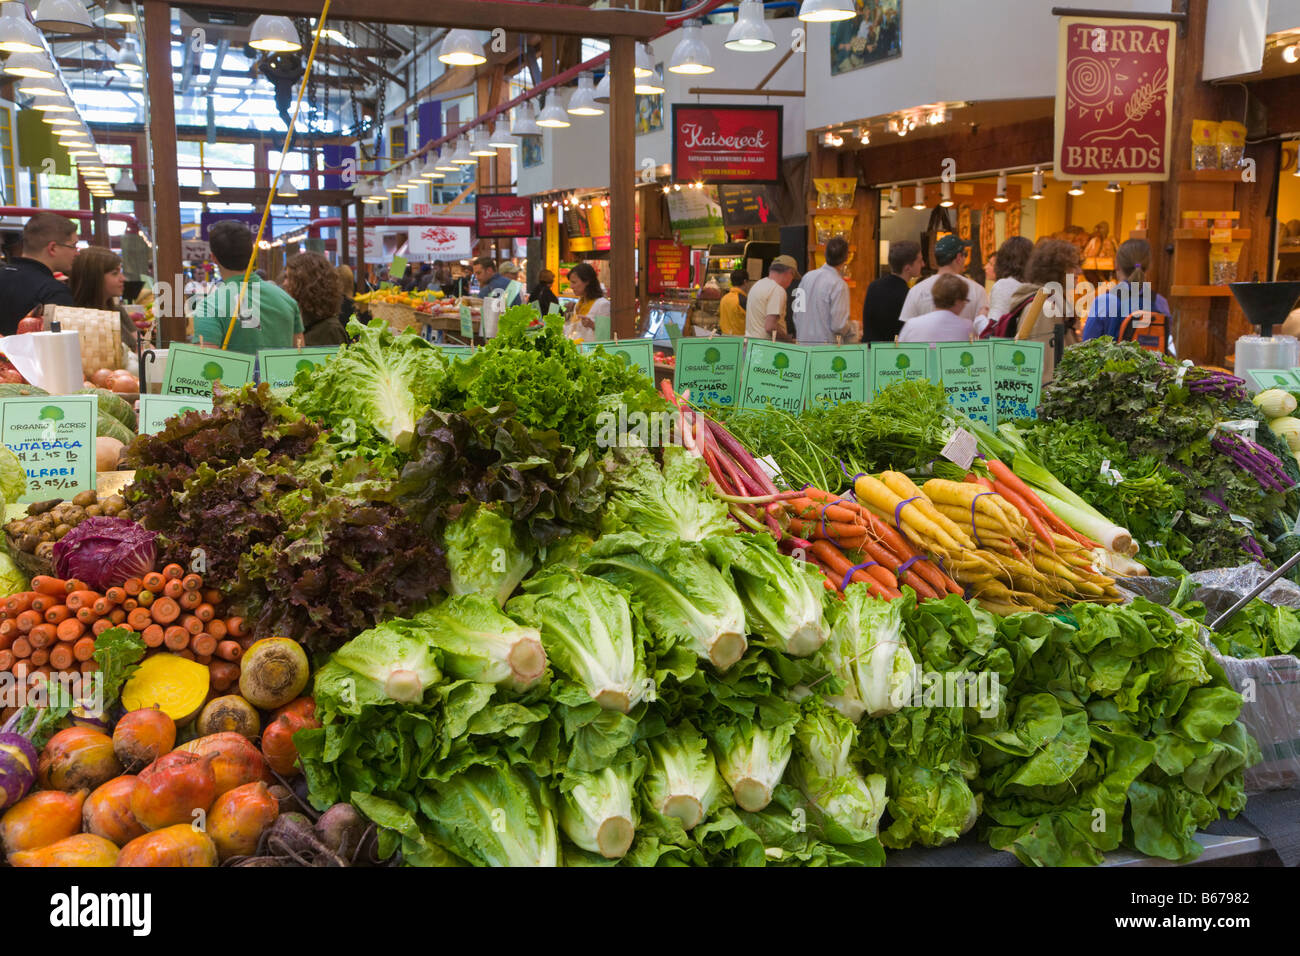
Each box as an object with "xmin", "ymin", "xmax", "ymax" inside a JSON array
[{"xmin": 841, "ymin": 560, "xmax": 879, "ymax": 592}]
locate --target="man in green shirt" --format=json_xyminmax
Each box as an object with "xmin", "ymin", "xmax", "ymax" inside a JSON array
[{"xmin": 191, "ymin": 221, "xmax": 304, "ymax": 352}]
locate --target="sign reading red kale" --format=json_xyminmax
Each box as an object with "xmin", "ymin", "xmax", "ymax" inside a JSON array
[
  {"xmin": 672, "ymin": 105, "xmax": 782, "ymax": 184},
  {"xmin": 475, "ymin": 194, "xmax": 533, "ymax": 238}
]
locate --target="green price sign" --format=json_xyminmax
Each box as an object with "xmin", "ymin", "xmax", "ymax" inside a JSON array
[
  {"xmin": 257, "ymin": 347, "xmax": 340, "ymax": 391},
  {"xmin": 740, "ymin": 341, "xmax": 809, "ymax": 413},
  {"xmin": 0, "ymin": 395, "xmax": 97, "ymax": 503},
  {"xmin": 138, "ymin": 395, "xmax": 213, "ymax": 435},
  {"xmin": 581, "ymin": 340, "xmax": 655, "ymax": 378},
  {"xmin": 992, "ymin": 342, "xmax": 1044, "ymax": 424},
  {"xmin": 390, "ymin": 255, "xmax": 408, "ymax": 280},
  {"xmin": 430, "ymin": 343, "xmax": 475, "ymax": 360},
  {"xmin": 806, "ymin": 345, "xmax": 867, "ymax": 409},
  {"xmin": 937, "ymin": 342, "xmax": 994, "ymax": 425},
  {"xmin": 868, "ymin": 343, "xmax": 932, "ymax": 397},
  {"xmin": 1246, "ymin": 369, "xmax": 1300, "ymax": 393},
  {"xmin": 675, "ymin": 336, "xmax": 743, "ymax": 409},
  {"xmin": 459, "ymin": 303, "xmax": 474, "ymax": 338},
  {"xmin": 163, "ymin": 343, "xmax": 255, "ymax": 397},
  {"xmin": 593, "ymin": 311, "xmax": 612, "ymax": 342}
]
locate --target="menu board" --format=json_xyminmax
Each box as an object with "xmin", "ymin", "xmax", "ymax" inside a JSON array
[
  {"xmin": 717, "ymin": 184, "xmax": 774, "ymax": 227},
  {"xmin": 257, "ymin": 347, "xmax": 340, "ymax": 391},
  {"xmin": 0, "ymin": 395, "xmax": 97, "ymax": 502},
  {"xmin": 992, "ymin": 341, "xmax": 1044, "ymax": 423},
  {"xmin": 648, "ymin": 240, "xmax": 691, "ymax": 294},
  {"xmin": 740, "ymin": 341, "xmax": 808, "ymax": 413},
  {"xmin": 138, "ymin": 395, "xmax": 213, "ymax": 435},
  {"xmin": 675, "ymin": 336, "xmax": 743, "ymax": 409},
  {"xmin": 581, "ymin": 340, "xmax": 655, "ymax": 379},
  {"xmin": 868, "ymin": 343, "xmax": 932, "ymax": 397},
  {"xmin": 937, "ymin": 343, "xmax": 994, "ymax": 425},
  {"xmin": 806, "ymin": 345, "xmax": 867, "ymax": 409},
  {"xmin": 163, "ymin": 343, "xmax": 255, "ymax": 397}
]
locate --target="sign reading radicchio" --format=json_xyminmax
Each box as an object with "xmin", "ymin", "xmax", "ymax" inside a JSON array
[
  {"xmin": 672, "ymin": 105, "xmax": 782, "ymax": 184},
  {"xmin": 475, "ymin": 194, "xmax": 534, "ymax": 238}
]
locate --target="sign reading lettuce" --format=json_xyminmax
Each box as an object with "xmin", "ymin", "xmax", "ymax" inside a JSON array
[
  {"xmin": 740, "ymin": 341, "xmax": 808, "ymax": 412},
  {"xmin": 992, "ymin": 341, "xmax": 1044, "ymax": 423},
  {"xmin": 869, "ymin": 343, "xmax": 931, "ymax": 397},
  {"xmin": 675, "ymin": 336, "xmax": 742, "ymax": 408},
  {"xmin": 581, "ymin": 340, "xmax": 655, "ymax": 379},
  {"xmin": 163, "ymin": 343, "xmax": 255, "ymax": 397},
  {"xmin": 938, "ymin": 343, "xmax": 993, "ymax": 425},
  {"xmin": 257, "ymin": 347, "xmax": 340, "ymax": 391},
  {"xmin": 806, "ymin": 345, "xmax": 867, "ymax": 408},
  {"xmin": 138, "ymin": 395, "xmax": 213, "ymax": 435},
  {"xmin": 0, "ymin": 395, "xmax": 97, "ymax": 502}
]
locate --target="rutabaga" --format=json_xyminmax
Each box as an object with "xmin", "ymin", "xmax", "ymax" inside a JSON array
[
  {"xmin": 507, "ymin": 570, "xmax": 650, "ymax": 713},
  {"xmin": 820, "ymin": 586, "xmax": 918, "ymax": 721},
  {"xmin": 788, "ymin": 703, "xmax": 887, "ymax": 842},
  {"xmin": 414, "ymin": 594, "xmax": 547, "ymax": 692},
  {"xmin": 557, "ymin": 760, "xmax": 643, "ymax": 859},
  {"xmin": 707, "ymin": 716, "xmax": 796, "ymax": 812},
  {"xmin": 702, "ymin": 535, "xmax": 829, "ymax": 656},
  {"xmin": 643, "ymin": 722, "xmax": 728, "ymax": 830},
  {"xmin": 583, "ymin": 534, "xmax": 747, "ymax": 671},
  {"xmin": 423, "ymin": 762, "xmax": 560, "ymax": 867}
]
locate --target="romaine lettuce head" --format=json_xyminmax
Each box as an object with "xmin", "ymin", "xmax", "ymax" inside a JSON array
[
  {"xmin": 789, "ymin": 702, "xmax": 887, "ymax": 842},
  {"xmin": 314, "ymin": 618, "xmax": 443, "ymax": 716},
  {"xmin": 508, "ymin": 569, "xmax": 649, "ymax": 713},
  {"xmin": 557, "ymin": 758, "xmax": 644, "ymax": 859},
  {"xmin": 702, "ymin": 535, "xmax": 829, "ymax": 656},
  {"xmin": 290, "ymin": 318, "xmax": 447, "ymax": 458},
  {"xmin": 881, "ymin": 764, "xmax": 980, "ymax": 849},
  {"xmin": 820, "ymin": 585, "xmax": 918, "ymax": 720},
  {"xmin": 584, "ymin": 534, "xmax": 747, "ymax": 671},
  {"xmin": 0, "ymin": 551, "xmax": 29, "ymax": 597},
  {"xmin": 642, "ymin": 722, "xmax": 728, "ymax": 830},
  {"xmin": 423, "ymin": 762, "xmax": 560, "ymax": 867},
  {"xmin": 414, "ymin": 593, "xmax": 547, "ymax": 692},
  {"xmin": 0, "ymin": 443, "xmax": 25, "ymax": 505},
  {"xmin": 707, "ymin": 715, "xmax": 796, "ymax": 812},
  {"xmin": 444, "ymin": 502, "xmax": 534, "ymax": 606},
  {"xmin": 601, "ymin": 446, "xmax": 734, "ymax": 542}
]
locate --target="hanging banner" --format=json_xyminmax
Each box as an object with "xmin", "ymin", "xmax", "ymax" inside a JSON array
[
  {"xmin": 672, "ymin": 105, "xmax": 782, "ymax": 184},
  {"xmin": 408, "ymin": 225, "xmax": 473, "ymax": 261},
  {"xmin": 347, "ymin": 229, "xmax": 388, "ymax": 263},
  {"xmin": 648, "ymin": 240, "xmax": 691, "ymax": 294},
  {"xmin": 1054, "ymin": 15, "xmax": 1176, "ymax": 182},
  {"xmin": 476, "ymin": 194, "xmax": 533, "ymax": 238}
]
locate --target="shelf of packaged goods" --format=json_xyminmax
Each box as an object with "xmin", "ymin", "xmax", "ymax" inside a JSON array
[
  {"xmin": 1173, "ymin": 228, "xmax": 1251, "ymax": 240},
  {"xmin": 1176, "ymin": 168, "xmax": 1246, "ymax": 182},
  {"xmin": 1170, "ymin": 285, "xmax": 1234, "ymax": 297}
]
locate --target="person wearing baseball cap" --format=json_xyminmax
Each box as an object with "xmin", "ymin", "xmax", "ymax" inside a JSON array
[
  {"xmin": 744, "ymin": 254, "xmax": 799, "ymax": 341},
  {"xmin": 896, "ymin": 234, "xmax": 988, "ymax": 333}
]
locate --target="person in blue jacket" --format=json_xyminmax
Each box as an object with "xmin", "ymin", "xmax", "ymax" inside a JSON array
[{"xmin": 1082, "ymin": 238, "xmax": 1170, "ymax": 341}]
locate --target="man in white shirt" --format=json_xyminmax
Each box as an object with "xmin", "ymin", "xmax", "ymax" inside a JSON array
[
  {"xmin": 792, "ymin": 237, "xmax": 851, "ymax": 344},
  {"xmin": 744, "ymin": 255, "xmax": 798, "ymax": 341},
  {"xmin": 897, "ymin": 273, "xmax": 975, "ymax": 343},
  {"xmin": 898, "ymin": 235, "xmax": 988, "ymax": 328}
]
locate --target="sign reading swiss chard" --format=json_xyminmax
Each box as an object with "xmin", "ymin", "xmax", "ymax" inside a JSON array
[
  {"xmin": 672, "ymin": 105, "xmax": 782, "ymax": 184},
  {"xmin": 475, "ymin": 194, "xmax": 533, "ymax": 238}
]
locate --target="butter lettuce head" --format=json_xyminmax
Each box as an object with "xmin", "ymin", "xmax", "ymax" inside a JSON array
[
  {"xmin": 789, "ymin": 702, "xmax": 887, "ymax": 843},
  {"xmin": 0, "ymin": 444, "xmax": 25, "ymax": 505},
  {"xmin": 0, "ymin": 551, "xmax": 29, "ymax": 597}
]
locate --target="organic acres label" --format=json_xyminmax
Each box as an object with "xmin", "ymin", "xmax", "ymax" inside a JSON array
[
  {"xmin": 672, "ymin": 105, "xmax": 782, "ymax": 184},
  {"xmin": 869, "ymin": 343, "xmax": 931, "ymax": 397},
  {"xmin": 138, "ymin": 395, "xmax": 213, "ymax": 435},
  {"xmin": 992, "ymin": 342, "xmax": 1045, "ymax": 424},
  {"xmin": 162, "ymin": 344, "xmax": 255, "ymax": 397},
  {"xmin": 1054, "ymin": 16, "xmax": 1176, "ymax": 181},
  {"xmin": 258, "ymin": 347, "xmax": 340, "ymax": 391},
  {"xmin": 582, "ymin": 340, "xmax": 655, "ymax": 379},
  {"xmin": 806, "ymin": 345, "xmax": 867, "ymax": 409},
  {"xmin": 476, "ymin": 194, "xmax": 533, "ymax": 239},
  {"xmin": 1246, "ymin": 369, "xmax": 1300, "ymax": 392},
  {"xmin": 675, "ymin": 336, "xmax": 743, "ymax": 409},
  {"xmin": 740, "ymin": 342, "xmax": 808, "ymax": 413},
  {"xmin": 0, "ymin": 396, "xmax": 97, "ymax": 502},
  {"xmin": 938, "ymin": 343, "xmax": 994, "ymax": 426}
]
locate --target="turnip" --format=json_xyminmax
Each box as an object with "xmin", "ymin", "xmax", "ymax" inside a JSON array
[{"xmin": 0, "ymin": 708, "xmax": 42, "ymax": 811}]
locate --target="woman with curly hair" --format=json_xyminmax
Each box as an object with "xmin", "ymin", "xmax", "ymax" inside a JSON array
[
  {"xmin": 986, "ymin": 235, "xmax": 1033, "ymax": 328},
  {"xmin": 988, "ymin": 238, "xmax": 1082, "ymax": 339},
  {"xmin": 282, "ymin": 251, "xmax": 347, "ymax": 345}
]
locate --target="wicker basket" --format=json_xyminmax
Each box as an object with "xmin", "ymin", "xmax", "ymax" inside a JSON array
[
  {"xmin": 4, "ymin": 531, "xmax": 54, "ymax": 579},
  {"xmin": 368, "ymin": 300, "xmax": 426, "ymax": 333},
  {"xmin": 45, "ymin": 304, "xmax": 123, "ymax": 375}
]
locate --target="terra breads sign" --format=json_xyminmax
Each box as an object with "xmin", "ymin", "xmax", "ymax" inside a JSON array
[
  {"xmin": 475, "ymin": 194, "xmax": 533, "ymax": 239},
  {"xmin": 1053, "ymin": 15, "xmax": 1176, "ymax": 182},
  {"xmin": 672, "ymin": 105, "xmax": 782, "ymax": 185}
]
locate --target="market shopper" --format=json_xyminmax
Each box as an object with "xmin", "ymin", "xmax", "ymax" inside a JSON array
[
  {"xmin": 718, "ymin": 268, "xmax": 751, "ymax": 336},
  {"xmin": 986, "ymin": 236, "xmax": 1033, "ymax": 328},
  {"xmin": 564, "ymin": 262, "xmax": 609, "ymax": 342},
  {"xmin": 0, "ymin": 211, "xmax": 77, "ymax": 334},
  {"xmin": 336, "ymin": 264, "xmax": 357, "ymax": 330},
  {"xmin": 69, "ymin": 246, "xmax": 137, "ymax": 352},
  {"xmin": 472, "ymin": 256, "xmax": 521, "ymax": 306},
  {"xmin": 792, "ymin": 236, "xmax": 852, "ymax": 344},
  {"xmin": 191, "ymin": 220, "xmax": 304, "ymax": 352},
  {"xmin": 1081, "ymin": 238, "xmax": 1171, "ymax": 342},
  {"xmin": 744, "ymin": 255, "xmax": 798, "ymax": 341},
  {"xmin": 987, "ymin": 238, "xmax": 1083, "ymax": 339},
  {"xmin": 897, "ymin": 235, "xmax": 987, "ymax": 329},
  {"xmin": 531, "ymin": 269, "xmax": 560, "ymax": 316},
  {"xmin": 896, "ymin": 273, "xmax": 974, "ymax": 343},
  {"xmin": 862, "ymin": 239, "xmax": 921, "ymax": 342},
  {"xmin": 283, "ymin": 251, "xmax": 348, "ymax": 346}
]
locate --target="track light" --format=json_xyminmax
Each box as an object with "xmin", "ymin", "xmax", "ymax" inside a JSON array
[
  {"xmin": 1068, "ymin": 180, "xmax": 1085, "ymax": 196},
  {"xmin": 939, "ymin": 181, "xmax": 954, "ymax": 207},
  {"xmin": 994, "ymin": 171, "xmax": 1008, "ymax": 203},
  {"xmin": 1030, "ymin": 168, "xmax": 1044, "ymax": 200},
  {"xmin": 1105, "ymin": 181, "xmax": 1121, "ymax": 193},
  {"xmin": 912, "ymin": 182, "xmax": 926, "ymax": 210},
  {"xmin": 566, "ymin": 72, "xmax": 604, "ymax": 116}
]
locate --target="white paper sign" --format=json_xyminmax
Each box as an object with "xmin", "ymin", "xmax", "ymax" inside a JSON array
[
  {"xmin": 181, "ymin": 239, "xmax": 210, "ymax": 261},
  {"xmin": 940, "ymin": 428, "xmax": 978, "ymax": 471},
  {"xmin": 346, "ymin": 229, "xmax": 388, "ymax": 263},
  {"xmin": 408, "ymin": 225, "xmax": 472, "ymax": 260}
]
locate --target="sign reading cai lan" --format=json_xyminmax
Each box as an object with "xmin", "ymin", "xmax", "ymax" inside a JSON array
[
  {"xmin": 1054, "ymin": 15, "xmax": 1176, "ymax": 181},
  {"xmin": 672, "ymin": 105, "xmax": 782, "ymax": 184}
]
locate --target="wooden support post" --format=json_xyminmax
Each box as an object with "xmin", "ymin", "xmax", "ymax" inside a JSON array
[
  {"xmin": 356, "ymin": 202, "xmax": 366, "ymax": 286},
  {"xmin": 91, "ymin": 197, "xmax": 109, "ymax": 248},
  {"xmin": 608, "ymin": 35, "xmax": 636, "ymax": 337},
  {"xmin": 144, "ymin": 0, "xmax": 184, "ymax": 346},
  {"xmin": 340, "ymin": 202, "xmax": 351, "ymax": 268}
]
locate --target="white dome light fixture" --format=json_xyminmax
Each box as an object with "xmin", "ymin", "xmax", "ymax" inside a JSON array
[
  {"xmin": 198, "ymin": 171, "xmax": 220, "ymax": 196},
  {"xmin": 420, "ymin": 153, "xmax": 444, "ymax": 178},
  {"xmin": 117, "ymin": 36, "xmax": 143, "ymax": 72},
  {"xmin": 34, "ymin": 0, "xmax": 94, "ymax": 36},
  {"xmin": 536, "ymin": 93, "xmax": 571, "ymax": 128},
  {"xmin": 104, "ymin": 0, "xmax": 135, "ymax": 23},
  {"xmin": 635, "ymin": 66, "xmax": 664, "ymax": 95},
  {"xmin": 725, "ymin": 0, "xmax": 776, "ymax": 52},
  {"xmin": 566, "ymin": 72, "xmax": 604, "ymax": 116},
  {"xmin": 668, "ymin": 19, "xmax": 713, "ymax": 75},
  {"xmin": 277, "ymin": 175, "xmax": 298, "ymax": 198},
  {"xmin": 468, "ymin": 128, "xmax": 497, "ymax": 156},
  {"xmin": 510, "ymin": 101, "xmax": 540, "ymax": 136},
  {"xmin": 634, "ymin": 41, "xmax": 655, "ymax": 77},
  {"xmin": 18, "ymin": 75, "xmax": 62, "ymax": 96},
  {"xmin": 594, "ymin": 70, "xmax": 610, "ymax": 105},
  {"xmin": 488, "ymin": 123, "xmax": 517, "ymax": 150},
  {"xmin": 249, "ymin": 15, "xmax": 301, "ymax": 53},
  {"xmin": 797, "ymin": 0, "xmax": 855, "ymax": 22},
  {"xmin": 0, "ymin": 10, "xmax": 46, "ymax": 53},
  {"xmin": 911, "ymin": 181, "xmax": 926, "ymax": 210},
  {"xmin": 450, "ymin": 136, "xmax": 476, "ymax": 164},
  {"xmin": 434, "ymin": 148, "xmax": 458, "ymax": 172},
  {"xmin": 4, "ymin": 51, "xmax": 55, "ymax": 77},
  {"xmin": 115, "ymin": 168, "xmax": 137, "ymax": 193},
  {"xmin": 438, "ymin": 28, "xmax": 485, "ymax": 66}
]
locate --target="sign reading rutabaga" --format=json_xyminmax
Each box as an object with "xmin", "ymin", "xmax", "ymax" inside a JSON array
[
  {"xmin": 992, "ymin": 341, "xmax": 1045, "ymax": 423},
  {"xmin": 937, "ymin": 343, "xmax": 993, "ymax": 425},
  {"xmin": 675, "ymin": 336, "xmax": 742, "ymax": 408},
  {"xmin": 806, "ymin": 345, "xmax": 867, "ymax": 409},
  {"xmin": 740, "ymin": 341, "xmax": 808, "ymax": 412},
  {"xmin": 0, "ymin": 395, "xmax": 97, "ymax": 502}
]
